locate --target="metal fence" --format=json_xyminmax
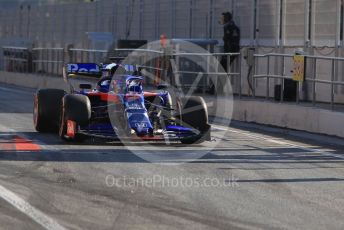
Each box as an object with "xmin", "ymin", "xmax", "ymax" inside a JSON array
[
  {"xmin": 3, "ymin": 45, "xmax": 344, "ymax": 110},
  {"xmin": 69, "ymin": 48, "xmax": 108, "ymax": 63},
  {"xmin": 1, "ymin": 45, "xmax": 241, "ymax": 94},
  {"xmin": 2, "ymin": 46, "xmax": 31, "ymax": 73},
  {"xmin": 173, "ymin": 52, "xmax": 241, "ymax": 96},
  {"xmin": 113, "ymin": 48, "xmax": 165, "ymax": 86},
  {"xmin": 110, "ymin": 48, "xmax": 242, "ymax": 93},
  {"xmin": 254, "ymin": 53, "xmax": 344, "ymax": 110},
  {"xmin": 3, "ymin": 47, "xmax": 110, "ymax": 76},
  {"xmin": 32, "ymin": 47, "xmax": 64, "ymax": 75}
]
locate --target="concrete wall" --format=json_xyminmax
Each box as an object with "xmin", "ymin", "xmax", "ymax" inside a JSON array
[
  {"xmin": 1, "ymin": 70, "xmax": 343, "ymax": 138},
  {"xmin": 205, "ymin": 96, "xmax": 344, "ymax": 138},
  {"xmin": 231, "ymin": 100, "xmax": 344, "ymax": 138},
  {"xmin": 0, "ymin": 71, "xmax": 97, "ymax": 91}
]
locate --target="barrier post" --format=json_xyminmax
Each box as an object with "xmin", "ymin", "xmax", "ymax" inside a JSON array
[
  {"xmin": 312, "ymin": 58, "xmax": 317, "ymax": 106},
  {"xmin": 253, "ymin": 54, "xmax": 257, "ymax": 98},
  {"xmin": 238, "ymin": 53, "xmax": 242, "ymax": 99},
  {"xmin": 331, "ymin": 59, "xmax": 335, "ymax": 110},
  {"xmin": 227, "ymin": 54, "xmax": 231, "ymax": 95},
  {"xmin": 293, "ymin": 50, "xmax": 305, "ymax": 104},
  {"xmin": 266, "ymin": 56, "xmax": 270, "ymax": 100},
  {"xmin": 204, "ymin": 44, "xmax": 210, "ymax": 95},
  {"xmin": 280, "ymin": 56, "xmax": 285, "ymax": 102}
]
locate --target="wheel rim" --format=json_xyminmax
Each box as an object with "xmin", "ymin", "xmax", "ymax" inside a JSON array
[{"xmin": 59, "ymin": 106, "xmax": 66, "ymax": 138}]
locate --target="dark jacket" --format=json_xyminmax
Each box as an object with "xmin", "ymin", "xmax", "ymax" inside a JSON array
[{"xmin": 223, "ymin": 20, "xmax": 240, "ymax": 53}]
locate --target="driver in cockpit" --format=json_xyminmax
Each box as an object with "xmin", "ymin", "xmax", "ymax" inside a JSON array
[{"xmin": 97, "ymin": 64, "xmax": 127, "ymax": 93}]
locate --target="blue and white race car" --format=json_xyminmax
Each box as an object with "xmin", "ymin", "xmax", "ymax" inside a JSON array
[{"xmin": 33, "ymin": 63, "xmax": 210, "ymax": 144}]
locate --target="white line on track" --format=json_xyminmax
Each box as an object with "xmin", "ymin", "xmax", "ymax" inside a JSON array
[
  {"xmin": 0, "ymin": 184, "xmax": 67, "ymax": 230},
  {"xmin": 212, "ymin": 124, "xmax": 344, "ymax": 160},
  {"xmin": 0, "ymin": 124, "xmax": 66, "ymax": 229}
]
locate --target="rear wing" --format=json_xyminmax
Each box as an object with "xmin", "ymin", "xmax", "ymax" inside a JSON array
[
  {"xmin": 63, "ymin": 63, "xmax": 101, "ymax": 93},
  {"xmin": 66, "ymin": 63, "xmax": 102, "ymax": 77},
  {"xmin": 63, "ymin": 62, "xmax": 141, "ymax": 80}
]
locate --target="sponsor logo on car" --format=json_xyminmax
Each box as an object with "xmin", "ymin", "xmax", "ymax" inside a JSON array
[{"xmin": 135, "ymin": 123, "xmax": 148, "ymax": 129}]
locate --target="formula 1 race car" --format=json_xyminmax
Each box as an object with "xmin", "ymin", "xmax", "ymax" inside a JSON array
[{"xmin": 33, "ymin": 63, "xmax": 211, "ymax": 144}]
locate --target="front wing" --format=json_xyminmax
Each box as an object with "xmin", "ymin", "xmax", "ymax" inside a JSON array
[{"xmin": 77, "ymin": 123, "xmax": 210, "ymax": 142}]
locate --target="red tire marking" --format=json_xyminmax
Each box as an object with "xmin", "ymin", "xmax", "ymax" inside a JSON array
[
  {"xmin": 0, "ymin": 135, "xmax": 41, "ymax": 151},
  {"xmin": 14, "ymin": 136, "xmax": 41, "ymax": 151},
  {"xmin": 0, "ymin": 142, "xmax": 15, "ymax": 151}
]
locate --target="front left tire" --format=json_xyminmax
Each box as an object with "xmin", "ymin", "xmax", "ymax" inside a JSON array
[{"xmin": 33, "ymin": 89, "xmax": 66, "ymax": 132}]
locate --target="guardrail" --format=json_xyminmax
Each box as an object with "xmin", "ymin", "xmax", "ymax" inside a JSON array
[
  {"xmin": 2, "ymin": 46, "xmax": 31, "ymax": 73},
  {"xmin": 112, "ymin": 48, "xmax": 241, "ymax": 95},
  {"xmin": 254, "ymin": 53, "xmax": 344, "ymax": 110},
  {"xmin": 69, "ymin": 48, "xmax": 108, "ymax": 63},
  {"xmin": 112, "ymin": 48, "xmax": 165, "ymax": 86},
  {"xmin": 2, "ymin": 47, "xmax": 111, "ymax": 76},
  {"xmin": 32, "ymin": 47, "xmax": 64, "ymax": 75},
  {"xmin": 173, "ymin": 52, "xmax": 241, "ymax": 96},
  {"xmin": 2, "ymin": 45, "xmax": 344, "ymax": 109},
  {"xmin": 2, "ymin": 45, "xmax": 241, "ymax": 96}
]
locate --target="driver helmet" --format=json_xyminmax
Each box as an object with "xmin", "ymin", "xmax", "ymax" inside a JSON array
[
  {"xmin": 102, "ymin": 63, "xmax": 127, "ymax": 78},
  {"xmin": 126, "ymin": 78, "xmax": 143, "ymax": 94},
  {"xmin": 97, "ymin": 78, "xmax": 112, "ymax": 93}
]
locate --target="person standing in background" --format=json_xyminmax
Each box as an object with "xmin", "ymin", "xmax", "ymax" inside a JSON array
[{"xmin": 220, "ymin": 12, "xmax": 240, "ymax": 72}]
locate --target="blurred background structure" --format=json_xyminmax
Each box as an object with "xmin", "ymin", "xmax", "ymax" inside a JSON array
[
  {"xmin": 1, "ymin": 0, "xmax": 344, "ymax": 105},
  {"xmin": 0, "ymin": 0, "xmax": 342, "ymax": 48}
]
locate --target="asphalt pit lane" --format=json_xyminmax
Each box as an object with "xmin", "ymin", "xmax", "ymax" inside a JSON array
[{"xmin": 57, "ymin": 177, "xmax": 77, "ymax": 184}]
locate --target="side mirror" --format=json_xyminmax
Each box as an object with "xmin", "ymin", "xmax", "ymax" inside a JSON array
[
  {"xmin": 157, "ymin": 84, "xmax": 168, "ymax": 90},
  {"xmin": 79, "ymin": 83, "xmax": 92, "ymax": 90}
]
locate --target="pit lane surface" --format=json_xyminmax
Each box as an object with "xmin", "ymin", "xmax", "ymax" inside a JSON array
[{"xmin": 0, "ymin": 83, "xmax": 344, "ymax": 230}]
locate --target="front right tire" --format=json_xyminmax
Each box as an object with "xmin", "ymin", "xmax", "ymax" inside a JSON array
[
  {"xmin": 59, "ymin": 94, "xmax": 91, "ymax": 142},
  {"xmin": 179, "ymin": 96, "xmax": 211, "ymax": 144}
]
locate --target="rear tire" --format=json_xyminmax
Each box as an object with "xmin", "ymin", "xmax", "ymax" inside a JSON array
[
  {"xmin": 33, "ymin": 89, "xmax": 66, "ymax": 132},
  {"xmin": 59, "ymin": 94, "xmax": 91, "ymax": 142},
  {"xmin": 180, "ymin": 96, "xmax": 210, "ymax": 144}
]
